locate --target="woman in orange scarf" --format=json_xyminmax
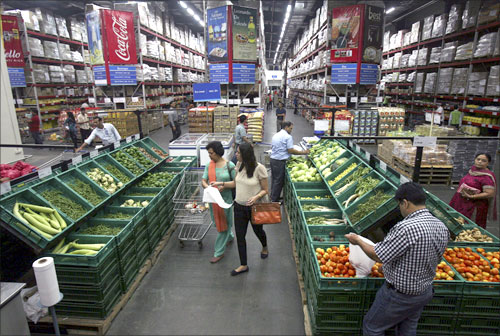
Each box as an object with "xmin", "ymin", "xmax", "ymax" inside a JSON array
[{"xmin": 202, "ymin": 141, "xmax": 236, "ymax": 263}]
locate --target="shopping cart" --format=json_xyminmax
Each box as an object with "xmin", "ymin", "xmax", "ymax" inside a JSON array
[{"xmin": 172, "ymin": 167, "xmax": 212, "ymax": 248}]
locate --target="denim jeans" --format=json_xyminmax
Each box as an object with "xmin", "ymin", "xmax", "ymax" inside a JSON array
[{"xmin": 363, "ymin": 282, "xmax": 434, "ymax": 336}]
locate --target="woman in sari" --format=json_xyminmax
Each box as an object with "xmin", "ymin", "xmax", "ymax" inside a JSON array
[
  {"xmin": 449, "ymin": 153, "xmax": 497, "ymax": 228},
  {"xmin": 202, "ymin": 141, "xmax": 236, "ymax": 263}
]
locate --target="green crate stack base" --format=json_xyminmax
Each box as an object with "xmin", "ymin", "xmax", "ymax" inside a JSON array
[
  {"xmin": 135, "ymin": 218, "xmax": 151, "ymax": 267},
  {"xmin": 454, "ymin": 317, "xmax": 500, "ymax": 336}
]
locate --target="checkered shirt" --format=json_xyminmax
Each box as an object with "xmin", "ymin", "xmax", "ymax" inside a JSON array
[{"xmin": 374, "ymin": 209, "xmax": 449, "ymax": 295}]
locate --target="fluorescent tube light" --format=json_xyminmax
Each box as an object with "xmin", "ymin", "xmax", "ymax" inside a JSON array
[
  {"xmin": 386, "ymin": 7, "xmax": 395, "ymax": 14},
  {"xmin": 187, "ymin": 7, "xmax": 194, "ymax": 15},
  {"xmin": 179, "ymin": 1, "xmax": 187, "ymax": 9}
]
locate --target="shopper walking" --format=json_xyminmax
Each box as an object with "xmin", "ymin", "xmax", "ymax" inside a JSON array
[
  {"xmin": 27, "ymin": 109, "xmax": 43, "ymax": 144},
  {"xmin": 448, "ymin": 105, "xmax": 463, "ymax": 129},
  {"xmin": 211, "ymin": 143, "xmax": 269, "ymax": 276},
  {"xmin": 76, "ymin": 117, "xmax": 121, "ymax": 152},
  {"xmin": 293, "ymin": 96, "xmax": 298, "ymax": 115},
  {"xmin": 434, "ymin": 103, "xmax": 444, "ymax": 125},
  {"xmin": 345, "ymin": 182, "xmax": 449, "ymax": 336},
  {"xmin": 168, "ymin": 109, "xmax": 181, "ymax": 141},
  {"xmin": 77, "ymin": 107, "xmax": 92, "ymax": 143},
  {"xmin": 269, "ymin": 121, "xmax": 309, "ymax": 202},
  {"xmin": 267, "ymin": 93, "xmax": 273, "ymax": 110},
  {"xmin": 232, "ymin": 115, "xmax": 251, "ymax": 164},
  {"xmin": 449, "ymin": 153, "xmax": 497, "ymax": 228},
  {"xmin": 64, "ymin": 111, "xmax": 79, "ymax": 151},
  {"xmin": 201, "ymin": 141, "xmax": 236, "ymax": 263},
  {"xmin": 275, "ymin": 102, "xmax": 287, "ymax": 132}
]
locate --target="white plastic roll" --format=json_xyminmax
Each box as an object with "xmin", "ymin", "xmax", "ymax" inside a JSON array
[{"xmin": 32, "ymin": 257, "xmax": 60, "ymax": 307}]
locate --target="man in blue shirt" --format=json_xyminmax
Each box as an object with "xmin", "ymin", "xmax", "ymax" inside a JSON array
[
  {"xmin": 276, "ymin": 102, "xmax": 287, "ymax": 132},
  {"xmin": 270, "ymin": 121, "xmax": 309, "ymax": 202}
]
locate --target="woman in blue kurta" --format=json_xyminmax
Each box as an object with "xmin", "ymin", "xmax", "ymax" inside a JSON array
[{"xmin": 201, "ymin": 141, "xmax": 236, "ymax": 263}]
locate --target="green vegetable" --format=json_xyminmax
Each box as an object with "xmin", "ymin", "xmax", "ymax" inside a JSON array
[
  {"xmin": 41, "ymin": 189, "xmax": 87, "ymax": 220},
  {"xmin": 69, "ymin": 249, "xmax": 97, "ymax": 255},
  {"xmin": 112, "ymin": 151, "xmax": 145, "ymax": 175},
  {"xmin": 329, "ymin": 163, "xmax": 357, "ymax": 186},
  {"xmin": 302, "ymin": 204, "xmax": 335, "ymax": 212},
  {"xmin": 125, "ymin": 147, "xmax": 154, "ymax": 168},
  {"xmin": 68, "ymin": 178, "xmax": 105, "ymax": 206},
  {"xmin": 104, "ymin": 164, "xmax": 131, "ymax": 183},
  {"xmin": 127, "ymin": 192, "xmax": 158, "ymax": 196},
  {"xmin": 307, "ymin": 216, "xmax": 345, "ymax": 225},
  {"xmin": 99, "ymin": 212, "xmax": 133, "ymax": 219},
  {"xmin": 70, "ymin": 241, "xmax": 105, "ymax": 251},
  {"xmin": 80, "ymin": 224, "xmax": 122, "ymax": 235},
  {"xmin": 86, "ymin": 167, "xmax": 123, "ymax": 193},
  {"xmin": 17, "ymin": 203, "xmax": 54, "ymax": 213},
  {"xmin": 137, "ymin": 171, "xmax": 176, "ymax": 188},
  {"xmin": 136, "ymin": 147, "xmax": 159, "ymax": 163},
  {"xmin": 350, "ymin": 190, "xmax": 393, "ymax": 223},
  {"xmin": 22, "ymin": 212, "xmax": 59, "ymax": 235},
  {"xmin": 52, "ymin": 239, "xmax": 66, "ymax": 253}
]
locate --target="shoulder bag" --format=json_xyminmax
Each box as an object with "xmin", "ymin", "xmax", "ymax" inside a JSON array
[{"xmin": 251, "ymin": 194, "xmax": 282, "ymax": 225}]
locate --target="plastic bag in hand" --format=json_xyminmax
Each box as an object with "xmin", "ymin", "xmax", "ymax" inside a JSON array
[{"xmin": 349, "ymin": 236, "xmax": 376, "ymax": 278}]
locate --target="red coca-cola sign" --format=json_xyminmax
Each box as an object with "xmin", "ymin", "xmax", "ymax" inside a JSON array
[
  {"xmin": 102, "ymin": 10, "xmax": 137, "ymax": 64},
  {"xmin": 1, "ymin": 15, "xmax": 25, "ymax": 67}
]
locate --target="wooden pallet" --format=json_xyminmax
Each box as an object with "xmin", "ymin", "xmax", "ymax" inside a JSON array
[
  {"xmin": 32, "ymin": 223, "xmax": 178, "ymax": 336},
  {"xmin": 392, "ymin": 156, "xmax": 453, "ymax": 185}
]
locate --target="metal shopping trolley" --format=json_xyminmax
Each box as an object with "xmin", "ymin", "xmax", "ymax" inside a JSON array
[
  {"xmin": 256, "ymin": 143, "xmax": 272, "ymax": 171},
  {"xmin": 173, "ymin": 167, "xmax": 212, "ymax": 248}
]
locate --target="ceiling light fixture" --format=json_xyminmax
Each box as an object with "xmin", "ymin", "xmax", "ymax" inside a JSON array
[
  {"xmin": 385, "ymin": 7, "xmax": 395, "ymax": 14},
  {"xmin": 178, "ymin": 1, "xmax": 204, "ymax": 27},
  {"xmin": 179, "ymin": 1, "xmax": 187, "ymax": 9}
]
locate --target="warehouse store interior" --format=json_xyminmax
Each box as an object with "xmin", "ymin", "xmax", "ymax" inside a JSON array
[{"xmin": 0, "ymin": 0, "xmax": 499, "ymax": 335}]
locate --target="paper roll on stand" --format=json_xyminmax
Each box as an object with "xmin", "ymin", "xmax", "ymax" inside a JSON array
[{"xmin": 32, "ymin": 257, "xmax": 60, "ymax": 307}]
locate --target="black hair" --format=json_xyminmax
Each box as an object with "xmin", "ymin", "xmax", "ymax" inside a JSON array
[
  {"xmin": 475, "ymin": 153, "xmax": 491, "ymax": 163},
  {"xmin": 206, "ymin": 141, "xmax": 224, "ymax": 157},
  {"xmin": 67, "ymin": 111, "xmax": 75, "ymax": 121},
  {"xmin": 239, "ymin": 115, "xmax": 247, "ymax": 123},
  {"xmin": 96, "ymin": 117, "xmax": 103, "ymax": 122},
  {"xmin": 395, "ymin": 182, "xmax": 427, "ymax": 206},
  {"xmin": 30, "ymin": 108, "xmax": 38, "ymax": 113},
  {"xmin": 282, "ymin": 121, "xmax": 293, "ymax": 129},
  {"xmin": 454, "ymin": 105, "xmax": 459, "ymax": 110},
  {"xmin": 238, "ymin": 142, "xmax": 257, "ymax": 178},
  {"xmin": 81, "ymin": 107, "xmax": 86, "ymax": 112}
]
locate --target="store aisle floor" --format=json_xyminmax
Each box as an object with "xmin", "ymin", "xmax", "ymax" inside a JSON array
[{"xmin": 107, "ymin": 109, "xmax": 310, "ymax": 336}]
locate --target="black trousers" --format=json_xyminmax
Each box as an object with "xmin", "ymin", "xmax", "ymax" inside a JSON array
[
  {"xmin": 171, "ymin": 121, "xmax": 181, "ymax": 141},
  {"xmin": 233, "ymin": 203, "xmax": 267, "ymax": 266},
  {"xmin": 69, "ymin": 131, "xmax": 78, "ymax": 149},
  {"xmin": 80, "ymin": 128, "xmax": 91, "ymax": 143},
  {"xmin": 270, "ymin": 158, "xmax": 286, "ymax": 202}
]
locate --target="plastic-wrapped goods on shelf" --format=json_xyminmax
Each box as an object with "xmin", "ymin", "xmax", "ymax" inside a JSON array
[
  {"xmin": 450, "ymin": 68, "xmax": 468, "ymax": 95},
  {"xmin": 49, "ymin": 65, "xmax": 64, "ymax": 83},
  {"xmin": 85, "ymin": 67, "xmax": 93, "ymax": 83},
  {"xmin": 408, "ymin": 50, "xmax": 418, "ymax": 67},
  {"xmin": 431, "ymin": 14, "xmax": 447, "ymax": 38},
  {"xmin": 165, "ymin": 67, "xmax": 173, "ymax": 81},
  {"xmin": 400, "ymin": 54, "xmax": 410, "ymax": 68},
  {"xmin": 403, "ymin": 32, "xmax": 412, "ymax": 47},
  {"xmin": 39, "ymin": 10, "xmax": 57, "ymax": 36},
  {"xmin": 139, "ymin": 33, "xmax": 147, "ymax": 55},
  {"xmin": 429, "ymin": 47, "xmax": 441, "ymax": 64},
  {"xmin": 395, "ymin": 30, "xmax": 407, "ymax": 49},
  {"xmin": 473, "ymin": 32, "xmax": 498, "ymax": 58},
  {"xmin": 468, "ymin": 72, "xmax": 488, "ymax": 96},
  {"xmin": 455, "ymin": 42, "xmax": 473, "ymax": 60},
  {"xmin": 30, "ymin": 64, "xmax": 50, "ymax": 83},
  {"xmin": 81, "ymin": 22, "xmax": 88, "ymax": 44},
  {"xmin": 495, "ymin": 34, "xmax": 500, "ymax": 56},
  {"xmin": 71, "ymin": 50, "xmax": 83, "ymax": 63},
  {"xmin": 55, "ymin": 16, "xmax": 69, "ymax": 38},
  {"xmin": 410, "ymin": 21, "xmax": 420, "ymax": 44},
  {"xmin": 158, "ymin": 44, "xmax": 165, "ymax": 61},
  {"xmin": 155, "ymin": 14, "xmax": 163, "ymax": 35},
  {"xmin": 437, "ymin": 68, "xmax": 453, "ymax": 94},
  {"xmin": 486, "ymin": 65, "xmax": 500, "ymax": 96},
  {"xmin": 383, "ymin": 31, "xmax": 390, "ymax": 52},
  {"xmin": 462, "ymin": 1, "xmax": 481, "ymax": 29},
  {"xmin": 415, "ymin": 72, "xmax": 425, "ymax": 93},
  {"xmin": 69, "ymin": 18, "xmax": 81, "ymax": 41},
  {"xmin": 62, "ymin": 65, "xmax": 76, "ymax": 83},
  {"xmin": 407, "ymin": 71, "xmax": 416, "ymax": 83},
  {"xmin": 417, "ymin": 48, "xmax": 428, "ymax": 66},
  {"xmin": 399, "ymin": 73, "xmax": 407, "ymax": 83},
  {"xmin": 392, "ymin": 72, "xmax": 400, "ymax": 83},
  {"xmin": 83, "ymin": 49, "xmax": 90, "ymax": 64},
  {"xmin": 76, "ymin": 70, "xmax": 87, "ymax": 84},
  {"xmin": 446, "ymin": 4, "xmax": 462, "ymax": 35},
  {"xmin": 158, "ymin": 67, "xmax": 166, "ymax": 82},
  {"xmin": 381, "ymin": 58, "xmax": 388, "ymax": 70},
  {"xmin": 393, "ymin": 52, "xmax": 402, "ymax": 69},
  {"xmin": 421, "ymin": 15, "xmax": 434, "ymax": 41},
  {"xmin": 477, "ymin": 2, "xmax": 500, "ymax": 25},
  {"xmin": 150, "ymin": 68, "xmax": 159, "ymax": 81},
  {"xmin": 20, "ymin": 10, "xmax": 40, "ymax": 31},
  {"xmin": 43, "ymin": 41, "xmax": 60, "ymax": 59},
  {"xmin": 423, "ymin": 72, "xmax": 437, "ymax": 93},
  {"xmin": 58, "ymin": 43, "xmax": 72, "ymax": 61},
  {"xmin": 28, "ymin": 37, "xmax": 45, "ymax": 57},
  {"xmin": 389, "ymin": 33, "xmax": 397, "ymax": 50},
  {"xmin": 146, "ymin": 40, "xmax": 160, "ymax": 59},
  {"xmin": 440, "ymin": 42, "xmax": 458, "ymax": 63}
]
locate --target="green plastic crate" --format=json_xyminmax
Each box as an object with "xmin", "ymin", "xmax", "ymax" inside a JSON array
[
  {"xmin": 306, "ymin": 225, "xmax": 351, "ymax": 244},
  {"xmin": 0, "ymin": 189, "xmax": 74, "ymax": 249},
  {"xmin": 32, "ymin": 177, "xmax": 94, "ymax": 221},
  {"xmin": 449, "ymin": 225, "xmax": 500, "ymax": 246},
  {"xmin": 459, "ymin": 296, "xmax": 500, "ymax": 317},
  {"xmin": 114, "ymin": 196, "xmax": 155, "ymax": 214},
  {"xmin": 140, "ymin": 137, "xmax": 169, "ymax": 158},
  {"xmin": 172, "ymin": 155, "xmax": 197, "ymax": 167},
  {"xmin": 58, "ymin": 168, "xmax": 110, "ymax": 206},
  {"xmin": 302, "ymin": 211, "xmax": 344, "ymax": 227},
  {"xmin": 295, "ymin": 189, "xmax": 334, "ymax": 200},
  {"xmin": 109, "ymin": 150, "xmax": 146, "ymax": 176},
  {"xmin": 55, "ymin": 259, "xmax": 120, "ymax": 286},
  {"xmin": 133, "ymin": 141, "xmax": 164, "ymax": 163},
  {"xmin": 454, "ymin": 316, "xmax": 500, "ymax": 336},
  {"xmin": 58, "ymin": 270, "xmax": 120, "ymax": 303},
  {"xmin": 120, "ymin": 256, "xmax": 139, "ymax": 293},
  {"xmin": 309, "ymin": 310, "xmax": 363, "ymax": 330},
  {"xmin": 299, "ymin": 199, "xmax": 340, "ymax": 211},
  {"xmin": 124, "ymin": 186, "xmax": 162, "ymax": 197},
  {"xmin": 136, "ymin": 238, "xmax": 150, "ymax": 268},
  {"xmin": 325, "ymin": 156, "xmax": 362, "ymax": 189},
  {"xmin": 336, "ymin": 170, "xmax": 384, "ymax": 211},
  {"xmin": 92, "ymin": 155, "xmax": 135, "ymax": 185},
  {"xmin": 416, "ymin": 314, "xmax": 457, "ymax": 333},
  {"xmin": 426, "ymin": 194, "xmax": 464, "ymax": 237},
  {"xmin": 292, "ymin": 181, "xmax": 327, "ymax": 190}
]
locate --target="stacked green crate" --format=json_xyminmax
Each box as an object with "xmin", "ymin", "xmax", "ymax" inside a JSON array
[{"xmin": 46, "ymin": 234, "xmax": 122, "ymax": 319}]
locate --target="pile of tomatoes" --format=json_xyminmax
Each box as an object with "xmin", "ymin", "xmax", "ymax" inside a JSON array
[
  {"xmin": 315, "ymin": 245, "xmax": 356, "ymax": 278},
  {"xmin": 443, "ymin": 247, "xmax": 500, "ymax": 282}
]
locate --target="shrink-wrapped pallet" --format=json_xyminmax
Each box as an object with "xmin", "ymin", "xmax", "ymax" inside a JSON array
[
  {"xmin": 423, "ymin": 72, "xmax": 437, "ymax": 93},
  {"xmin": 440, "ymin": 42, "xmax": 458, "ymax": 63},
  {"xmin": 450, "ymin": 68, "xmax": 468, "ymax": 95},
  {"xmin": 446, "ymin": 4, "xmax": 462, "ymax": 35},
  {"xmin": 432, "ymin": 14, "xmax": 447, "ymax": 38},
  {"xmin": 415, "ymin": 72, "xmax": 425, "ymax": 93},
  {"xmin": 417, "ymin": 48, "xmax": 428, "ymax": 66},
  {"xmin": 467, "ymin": 72, "xmax": 488, "ymax": 96},
  {"xmin": 437, "ymin": 68, "xmax": 453, "ymax": 94},
  {"xmin": 421, "ymin": 16, "xmax": 434, "ymax": 40},
  {"xmin": 429, "ymin": 47, "xmax": 441, "ymax": 64},
  {"xmin": 486, "ymin": 65, "xmax": 500, "ymax": 96},
  {"xmin": 474, "ymin": 32, "xmax": 497, "ymax": 58},
  {"xmin": 410, "ymin": 21, "xmax": 420, "ymax": 44},
  {"xmin": 28, "ymin": 37, "xmax": 45, "ymax": 57},
  {"xmin": 455, "ymin": 42, "xmax": 473, "ymax": 60}
]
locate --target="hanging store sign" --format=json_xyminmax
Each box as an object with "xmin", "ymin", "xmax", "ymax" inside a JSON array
[
  {"xmin": 7, "ymin": 68, "xmax": 26, "ymax": 87},
  {"xmin": 86, "ymin": 11, "xmax": 105, "ymax": 65},
  {"xmin": 93, "ymin": 66, "xmax": 108, "ymax": 85},
  {"xmin": 362, "ymin": 5, "xmax": 384, "ymax": 64},
  {"xmin": 331, "ymin": 63, "xmax": 358, "ymax": 84},
  {"xmin": 193, "ymin": 83, "xmax": 221, "ymax": 102},
  {"xmin": 109, "ymin": 65, "xmax": 137, "ymax": 85},
  {"xmin": 209, "ymin": 63, "xmax": 230, "ymax": 83},
  {"xmin": 359, "ymin": 64, "xmax": 379, "ymax": 84},
  {"xmin": 1, "ymin": 15, "xmax": 25, "ymax": 67},
  {"xmin": 330, "ymin": 5, "xmax": 363, "ymax": 63},
  {"xmin": 232, "ymin": 63, "xmax": 255, "ymax": 84},
  {"xmin": 207, "ymin": 6, "xmax": 228, "ymax": 62},
  {"xmin": 102, "ymin": 10, "xmax": 137, "ymax": 65},
  {"xmin": 232, "ymin": 6, "xmax": 258, "ymax": 61}
]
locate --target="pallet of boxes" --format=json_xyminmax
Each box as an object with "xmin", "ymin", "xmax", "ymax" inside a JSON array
[
  {"xmin": 103, "ymin": 110, "xmax": 140, "ymax": 138},
  {"xmin": 213, "ymin": 106, "xmax": 238, "ymax": 133},
  {"xmin": 188, "ymin": 106, "xmax": 214, "ymax": 133}
]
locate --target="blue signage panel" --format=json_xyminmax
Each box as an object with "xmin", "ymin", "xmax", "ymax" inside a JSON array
[
  {"xmin": 109, "ymin": 65, "xmax": 137, "ymax": 86},
  {"xmin": 331, "ymin": 63, "xmax": 358, "ymax": 84},
  {"xmin": 209, "ymin": 63, "xmax": 229, "ymax": 83},
  {"xmin": 232, "ymin": 63, "xmax": 255, "ymax": 84},
  {"xmin": 207, "ymin": 6, "xmax": 228, "ymax": 62},
  {"xmin": 359, "ymin": 63, "xmax": 379, "ymax": 85},
  {"xmin": 8, "ymin": 68, "xmax": 26, "ymax": 87},
  {"xmin": 193, "ymin": 83, "xmax": 221, "ymax": 102},
  {"xmin": 93, "ymin": 65, "xmax": 107, "ymax": 86}
]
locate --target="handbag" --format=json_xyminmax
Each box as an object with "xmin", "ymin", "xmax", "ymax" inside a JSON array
[{"xmin": 251, "ymin": 202, "xmax": 282, "ymax": 225}]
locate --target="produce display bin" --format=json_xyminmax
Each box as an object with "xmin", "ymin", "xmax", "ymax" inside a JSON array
[
  {"xmin": 449, "ymin": 224, "xmax": 500, "ymax": 246},
  {"xmin": 93, "ymin": 206, "xmax": 143, "ymax": 225},
  {"xmin": 425, "ymin": 194, "xmax": 463, "ymax": 237},
  {"xmin": 110, "ymin": 150, "xmax": 147, "ymax": 176},
  {"xmin": 58, "ymin": 168, "xmax": 110, "ymax": 206},
  {"xmin": 306, "ymin": 225, "xmax": 351, "ymax": 244},
  {"xmin": 133, "ymin": 141, "xmax": 165, "ymax": 162},
  {"xmin": 454, "ymin": 317, "xmax": 500, "ymax": 336},
  {"xmin": 322, "ymin": 150, "xmax": 354, "ymax": 177},
  {"xmin": 92, "ymin": 155, "xmax": 135, "ymax": 185},
  {"xmin": 125, "ymin": 186, "xmax": 162, "ymax": 196},
  {"xmin": 324, "ymin": 156, "xmax": 363, "ymax": 190},
  {"xmin": 295, "ymin": 189, "xmax": 334, "ymax": 200},
  {"xmin": 0, "ymin": 189, "xmax": 74, "ymax": 249},
  {"xmin": 54, "ymin": 257, "xmax": 120, "ymax": 286},
  {"xmin": 141, "ymin": 137, "xmax": 169, "ymax": 158},
  {"xmin": 335, "ymin": 170, "xmax": 384, "ymax": 211},
  {"xmin": 58, "ymin": 270, "xmax": 120, "ymax": 303},
  {"xmin": 172, "ymin": 156, "xmax": 198, "ymax": 167}
]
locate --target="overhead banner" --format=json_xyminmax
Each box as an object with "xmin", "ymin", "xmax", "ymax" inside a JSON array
[
  {"xmin": 86, "ymin": 11, "xmax": 105, "ymax": 65},
  {"xmin": 359, "ymin": 64, "xmax": 379, "ymax": 84},
  {"xmin": 209, "ymin": 63, "xmax": 230, "ymax": 83},
  {"xmin": 193, "ymin": 83, "xmax": 221, "ymax": 102},
  {"xmin": 102, "ymin": 10, "xmax": 137, "ymax": 64},
  {"xmin": 362, "ymin": 5, "xmax": 384, "ymax": 64},
  {"xmin": 8, "ymin": 68, "xmax": 27, "ymax": 87},
  {"xmin": 109, "ymin": 65, "xmax": 137, "ymax": 85},
  {"xmin": 1, "ymin": 15, "xmax": 25, "ymax": 67},
  {"xmin": 331, "ymin": 63, "xmax": 358, "ymax": 84},
  {"xmin": 330, "ymin": 5, "xmax": 363, "ymax": 63},
  {"xmin": 232, "ymin": 63, "xmax": 255, "ymax": 84},
  {"xmin": 207, "ymin": 6, "xmax": 228, "ymax": 62},
  {"xmin": 232, "ymin": 6, "xmax": 258, "ymax": 61}
]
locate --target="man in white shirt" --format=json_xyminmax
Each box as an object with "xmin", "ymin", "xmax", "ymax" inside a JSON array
[
  {"xmin": 76, "ymin": 117, "xmax": 121, "ymax": 152},
  {"xmin": 434, "ymin": 104, "xmax": 444, "ymax": 125}
]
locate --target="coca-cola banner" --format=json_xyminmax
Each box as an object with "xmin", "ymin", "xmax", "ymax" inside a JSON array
[
  {"xmin": 1, "ymin": 15, "xmax": 25, "ymax": 67},
  {"xmin": 102, "ymin": 9, "xmax": 137, "ymax": 65}
]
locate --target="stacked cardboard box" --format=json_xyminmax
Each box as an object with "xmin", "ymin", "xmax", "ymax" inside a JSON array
[
  {"xmin": 188, "ymin": 106, "xmax": 214, "ymax": 133},
  {"xmin": 103, "ymin": 111, "xmax": 140, "ymax": 138},
  {"xmin": 213, "ymin": 106, "xmax": 238, "ymax": 133},
  {"xmin": 448, "ymin": 139, "xmax": 498, "ymax": 182}
]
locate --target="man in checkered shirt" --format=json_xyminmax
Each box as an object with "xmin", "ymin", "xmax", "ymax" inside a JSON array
[{"xmin": 346, "ymin": 182, "xmax": 449, "ymax": 336}]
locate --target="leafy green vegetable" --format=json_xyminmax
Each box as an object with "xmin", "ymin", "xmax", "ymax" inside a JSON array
[
  {"xmin": 302, "ymin": 204, "xmax": 335, "ymax": 212},
  {"xmin": 104, "ymin": 164, "xmax": 131, "ymax": 183},
  {"xmin": 99, "ymin": 212, "xmax": 133, "ymax": 219},
  {"xmin": 112, "ymin": 151, "xmax": 145, "ymax": 175},
  {"xmin": 41, "ymin": 189, "xmax": 87, "ymax": 220},
  {"xmin": 67, "ymin": 178, "xmax": 104, "ymax": 206},
  {"xmin": 307, "ymin": 216, "xmax": 344, "ymax": 225},
  {"xmin": 350, "ymin": 190, "xmax": 392, "ymax": 223},
  {"xmin": 125, "ymin": 147, "xmax": 153, "ymax": 168},
  {"xmin": 80, "ymin": 224, "xmax": 122, "ymax": 235},
  {"xmin": 137, "ymin": 171, "xmax": 176, "ymax": 188},
  {"xmin": 127, "ymin": 192, "xmax": 158, "ymax": 196}
]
